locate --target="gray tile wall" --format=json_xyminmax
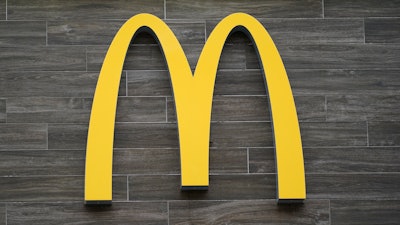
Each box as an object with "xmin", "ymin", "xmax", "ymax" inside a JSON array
[{"xmin": 0, "ymin": 0, "xmax": 399, "ymax": 224}]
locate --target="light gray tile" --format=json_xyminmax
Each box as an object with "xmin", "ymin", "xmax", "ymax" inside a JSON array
[
  {"xmin": 0, "ymin": 21, "xmax": 46, "ymax": 46},
  {"xmin": 169, "ymin": 200, "xmax": 330, "ymax": 225},
  {"xmin": 7, "ymin": 202, "xmax": 167, "ymax": 225},
  {"xmin": 8, "ymin": 0, "xmax": 164, "ymax": 20},
  {"xmin": 0, "ymin": 123, "xmax": 47, "ymax": 150}
]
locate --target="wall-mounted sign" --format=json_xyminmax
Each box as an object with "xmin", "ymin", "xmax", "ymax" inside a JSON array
[{"xmin": 84, "ymin": 13, "xmax": 305, "ymax": 205}]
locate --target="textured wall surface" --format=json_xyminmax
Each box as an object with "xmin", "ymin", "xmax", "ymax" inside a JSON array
[{"xmin": 0, "ymin": 0, "xmax": 400, "ymax": 224}]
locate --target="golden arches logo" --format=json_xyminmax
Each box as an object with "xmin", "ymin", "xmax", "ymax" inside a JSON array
[{"xmin": 85, "ymin": 13, "xmax": 306, "ymax": 205}]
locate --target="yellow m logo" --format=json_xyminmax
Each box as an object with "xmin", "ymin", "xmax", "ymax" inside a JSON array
[{"xmin": 85, "ymin": 13, "xmax": 305, "ymax": 205}]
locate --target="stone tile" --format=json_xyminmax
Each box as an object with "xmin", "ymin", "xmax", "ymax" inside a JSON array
[
  {"xmin": 0, "ymin": 71, "xmax": 126, "ymax": 98},
  {"xmin": 116, "ymin": 97, "xmax": 166, "ymax": 122},
  {"xmin": 325, "ymin": 0, "xmax": 400, "ymax": 17},
  {"xmin": 247, "ymin": 44, "xmax": 400, "ymax": 70},
  {"xmin": 7, "ymin": 97, "xmax": 92, "ymax": 123},
  {"xmin": 327, "ymin": 95, "xmax": 400, "ymax": 122},
  {"xmin": 307, "ymin": 174, "xmax": 400, "ymax": 200},
  {"xmin": 0, "ymin": 123, "xmax": 47, "ymax": 150},
  {"xmin": 167, "ymin": 96, "xmax": 270, "ymax": 122},
  {"xmin": 7, "ymin": 202, "xmax": 167, "ymax": 224},
  {"xmin": 8, "ymin": 0, "xmax": 164, "ymax": 20},
  {"xmin": 210, "ymin": 122, "xmax": 273, "ymax": 148},
  {"xmin": 0, "ymin": 150, "xmax": 85, "ymax": 176},
  {"xmin": 0, "ymin": 21, "xmax": 46, "ymax": 46},
  {"xmin": 248, "ymin": 147, "xmax": 276, "ymax": 174},
  {"xmin": 207, "ymin": 18, "xmax": 364, "ymax": 44},
  {"xmin": 300, "ymin": 122, "xmax": 367, "ymax": 147},
  {"xmin": 369, "ymin": 121, "xmax": 400, "ymax": 146},
  {"xmin": 0, "ymin": 46, "xmax": 86, "ymax": 71},
  {"xmin": 0, "ymin": 0, "xmax": 4, "ymax": 20},
  {"xmin": 304, "ymin": 147, "xmax": 400, "ymax": 173},
  {"xmin": 0, "ymin": 204, "xmax": 4, "ymax": 225},
  {"xmin": 166, "ymin": 0, "xmax": 322, "ymax": 19},
  {"xmin": 129, "ymin": 174, "xmax": 275, "ymax": 200},
  {"xmin": 48, "ymin": 124, "xmax": 87, "ymax": 150},
  {"xmin": 365, "ymin": 18, "xmax": 400, "ymax": 43},
  {"xmin": 0, "ymin": 99, "xmax": 5, "ymax": 123},
  {"xmin": 127, "ymin": 70, "xmax": 172, "ymax": 96},
  {"xmin": 48, "ymin": 20, "xmax": 205, "ymax": 45},
  {"xmin": 0, "ymin": 176, "xmax": 127, "ymax": 202},
  {"xmin": 114, "ymin": 148, "xmax": 247, "ymax": 175},
  {"xmin": 331, "ymin": 200, "xmax": 400, "ymax": 225},
  {"xmin": 169, "ymin": 200, "xmax": 330, "ymax": 225},
  {"xmin": 287, "ymin": 69, "xmax": 400, "ymax": 96}
]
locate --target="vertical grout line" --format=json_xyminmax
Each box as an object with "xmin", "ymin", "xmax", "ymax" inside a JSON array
[
  {"xmin": 165, "ymin": 97, "xmax": 168, "ymax": 122},
  {"xmin": 321, "ymin": 0, "xmax": 325, "ymax": 18},
  {"xmin": 46, "ymin": 20, "xmax": 48, "ymax": 46},
  {"xmin": 247, "ymin": 148, "xmax": 250, "ymax": 174},
  {"xmin": 363, "ymin": 18, "xmax": 366, "ymax": 44},
  {"xmin": 164, "ymin": 0, "xmax": 166, "ymax": 20}
]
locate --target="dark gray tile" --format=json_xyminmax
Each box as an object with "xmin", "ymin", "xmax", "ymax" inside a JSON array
[
  {"xmin": 168, "ymin": 96, "xmax": 270, "ymax": 122},
  {"xmin": 0, "ymin": 176, "xmax": 127, "ymax": 202},
  {"xmin": 8, "ymin": 0, "xmax": 164, "ymax": 20},
  {"xmin": 210, "ymin": 122, "xmax": 273, "ymax": 148},
  {"xmin": 116, "ymin": 97, "xmax": 166, "ymax": 122},
  {"xmin": 0, "ymin": 21, "xmax": 46, "ymax": 46},
  {"xmin": 0, "ymin": 123, "xmax": 47, "ymax": 150},
  {"xmin": 7, "ymin": 202, "xmax": 167, "ymax": 225},
  {"xmin": 114, "ymin": 148, "xmax": 247, "ymax": 175},
  {"xmin": 49, "ymin": 20, "xmax": 205, "ymax": 45},
  {"xmin": 369, "ymin": 121, "xmax": 400, "ymax": 146},
  {"xmin": 304, "ymin": 147, "xmax": 400, "ymax": 173},
  {"xmin": 214, "ymin": 70, "xmax": 266, "ymax": 95},
  {"xmin": 331, "ymin": 200, "xmax": 400, "ymax": 225},
  {"xmin": 366, "ymin": 18, "xmax": 400, "ymax": 43},
  {"xmin": 0, "ymin": 204, "xmax": 4, "ymax": 225},
  {"xmin": 87, "ymin": 43, "xmax": 245, "ymax": 71},
  {"xmin": 300, "ymin": 122, "xmax": 367, "ymax": 147},
  {"xmin": 307, "ymin": 174, "xmax": 400, "ymax": 200},
  {"xmin": 169, "ymin": 200, "xmax": 330, "ymax": 225},
  {"xmin": 295, "ymin": 96, "xmax": 326, "ymax": 122},
  {"xmin": 48, "ymin": 124, "xmax": 87, "ymax": 149},
  {"xmin": 127, "ymin": 70, "xmax": 172, "ymax": 96},
  {"xmin": 249, "ymin": 148, "xmax": 276, "ymax": 174},
  {"xmin": 247, "ymin": 44, "xmax": 400, "ymax": 70},
  {"xmin": 0, "ymin": 0, "xmax": 4, "ymax": 20},
  {"xmin": 325, "ymin": 0, "xmax": 400, "ymax": 17},
  {"xmin": 166, "ymin": 0, "xmax": 322, "ymax": 19},
  {"xmin": 287, "ymin": 69, "xmax": 400, "ymax": 95},
  {"xmin": 207, "ymin": 18, "xmax": 364, "ymax": 44},
  {"xmin": 0, "ymin": 150, "xmax": 85, "ymax": 176},
  {"xmin": 7, "ymin": 97, "xmax": 92, "ymax": 123},
  {"xmin": 129, "ymin": 174, "xmax": 275, "ymax": 200},
  {"xmin": 114, "ymin": 123, "xmax": 179, "ymax": 148},
  {"xmin": 0, "ymin": 46, "xmax": 86, "ymax": 71},
  {"xmin": 0, "ymin": 99, "xmax": 5, "ymax": 123},
  {"xmin": 327, "ymin": 95, "xmax": 400, "ymax": 122},
  {"xmin": 0, "ymin": 71, "xmax": 126, "ymax": 97}
]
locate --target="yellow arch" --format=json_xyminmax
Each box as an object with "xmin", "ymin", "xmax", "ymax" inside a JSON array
[{"xmin": 85, "ymin": 13, "xmax": 305, "ymax": 205}]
